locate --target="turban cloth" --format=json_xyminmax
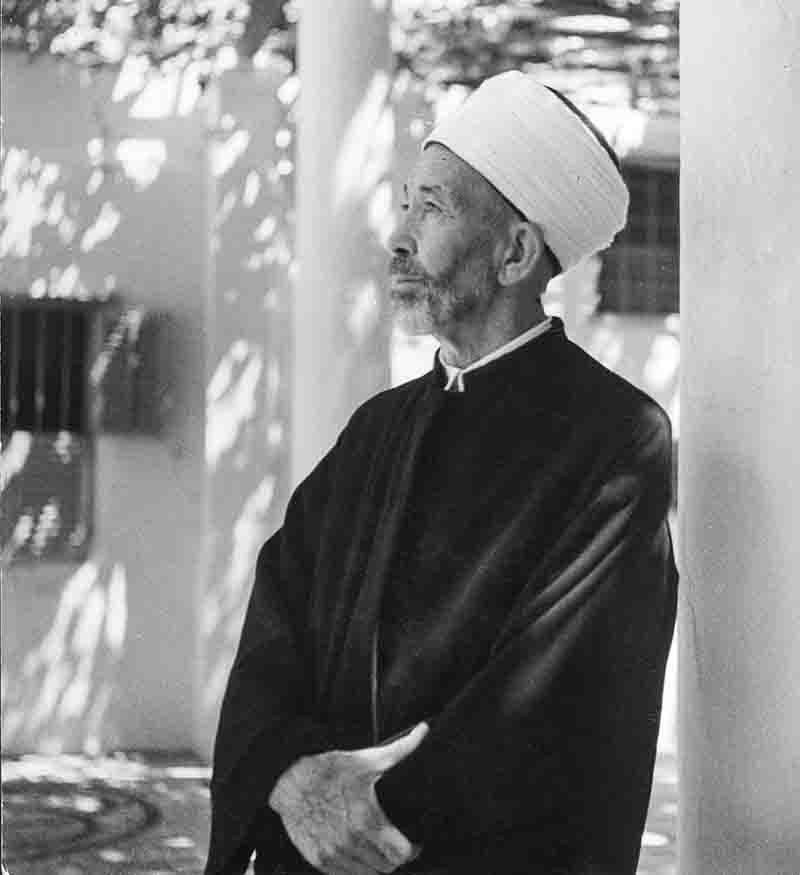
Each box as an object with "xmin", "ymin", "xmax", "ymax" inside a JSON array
[{"xmin": 424, "ymin": 71, "xmax": 630, "ymax": 272}]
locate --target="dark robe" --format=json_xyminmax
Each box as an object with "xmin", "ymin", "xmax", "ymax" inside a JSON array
[{"xmin": 205, "ymin": 318, "xmax": 678, "ymax": 875}]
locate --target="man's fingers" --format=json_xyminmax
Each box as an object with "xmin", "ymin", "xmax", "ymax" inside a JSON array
[
  {"xmin": 331, "ymin": 851, "xmax": 383, "ymax": 875},
  {"xmin": 372, "ymin": 822, "xmax": 418, "ymax": 867},
  {"xmin": 344, "ymin": 843, "xmax": 396, "ymax": 874},
  {"xmin": 368, "ymin": 722, "xmax": 429, "ymax": 771},
  {"xmin": 347, "ymin": 836, "xmax": 399, "ymax": 873},
  {"xmin": 303, "ymin": 843, "xmax": 381, "ymax": 875},
  {"xmin": 364, "ymin": 784, "xmax": 420, "ymax": 867}
]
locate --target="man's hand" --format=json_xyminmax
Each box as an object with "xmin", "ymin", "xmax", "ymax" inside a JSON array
[{"xmin": 268, "ymin": 722, "xmax": 429, "ymax": 875}]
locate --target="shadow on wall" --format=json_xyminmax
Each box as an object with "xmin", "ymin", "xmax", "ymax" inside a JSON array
[
  {"xmin": 0, "ymin": 53, "xmax": 304, "ymax": 755},
  {"xmin": 2, "ymin": 560, "xmax": 128, "ymax": 754},
  {"xmin": 197, "ymin": 67, "xmax": 305, "ymax": 756}
]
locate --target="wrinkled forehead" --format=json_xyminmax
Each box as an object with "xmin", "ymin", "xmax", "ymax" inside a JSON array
[{"xmin": 406, "ymin": 143, "xmax": 498, "ymax": 211}]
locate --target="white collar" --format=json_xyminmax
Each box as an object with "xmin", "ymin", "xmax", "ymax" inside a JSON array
[{"xmin": 441, "ymin": 317, "xmax": 553, "ymax": 392}]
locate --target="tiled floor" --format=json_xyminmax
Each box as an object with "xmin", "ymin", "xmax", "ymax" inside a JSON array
[{"xmin": 2, "ymin": 752, "xmax": 676, "ymax": 874}]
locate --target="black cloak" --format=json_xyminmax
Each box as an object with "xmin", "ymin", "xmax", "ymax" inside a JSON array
[{"xmin": 206, "ymin": 319, "xmax": 678, "ymax": 875}]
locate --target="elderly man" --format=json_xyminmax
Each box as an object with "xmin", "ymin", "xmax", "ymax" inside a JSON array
[{"xmin": 206, "ymin": 72, "xmax": 677, "ymax": 875}]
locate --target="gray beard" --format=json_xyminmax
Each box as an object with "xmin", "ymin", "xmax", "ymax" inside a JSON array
[{"xmin": 422, "ymin": 258, "xmax": 497, "ymax": 329}]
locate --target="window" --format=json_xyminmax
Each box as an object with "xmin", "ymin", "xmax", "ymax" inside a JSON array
[
  {"xmin": 2, "ymin": 301, "xmax": 90, "ymax": 433},
  {"xmin": 1, "ymin": 296, "xmax": 98, "ymax": 563},
  {"xmin": 1, "ymin": 296, "xmax": 168, "ymax": 562},
  {"xmin": 598, "ymin": 163, "xmax": 679, "ymax": 314}
]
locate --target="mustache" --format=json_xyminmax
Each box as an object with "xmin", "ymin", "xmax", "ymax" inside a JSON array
[{"xmin": 389, "ymin": 257, "xmax": 427, "ymax": 280}]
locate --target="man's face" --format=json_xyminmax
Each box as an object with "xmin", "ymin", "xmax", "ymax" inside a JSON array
[{"xmin": 388, "ymin": 144, "xmax": 505, "ymax": 338}]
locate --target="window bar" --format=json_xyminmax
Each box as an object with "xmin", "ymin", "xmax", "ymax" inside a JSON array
[
  {"xmin": 34, "ymin": 308, "xmax": 47, "ymax": 431},
  {"xmin": 60, "ymin": 312, "xmax": 73, "ymax": 430},
  {"xmin": 8, "ymin": 308, "xmax": 21, "ymax": 431}
]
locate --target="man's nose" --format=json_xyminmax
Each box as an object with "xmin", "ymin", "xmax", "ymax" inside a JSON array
[{"xmin": 387, "ymin": 218, "xmax": 417, "ymax": 257}]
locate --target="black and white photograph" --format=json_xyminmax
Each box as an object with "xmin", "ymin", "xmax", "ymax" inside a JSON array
[{"xmin": 2, "ymin": 1, "xmax": 797, "ymax": 874}]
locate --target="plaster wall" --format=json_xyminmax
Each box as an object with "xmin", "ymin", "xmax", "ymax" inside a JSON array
[
  {"xmin": 1, "ymin": 54, "xmax": 293, "ymax": 757},
  {"xmin": 193, "ymin": 67, "xmax": 297, "ymax": 759},
  {"xmin": 679, "ymin": 2, "xmax": 800, "ymax": 870},
  {"xmin": 1, "ymin": 54, "xmax": 208, "ymax": 753}
]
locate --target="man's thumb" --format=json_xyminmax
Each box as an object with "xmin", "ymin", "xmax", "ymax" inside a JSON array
[{"xmin": 371, "ymin": 722, "xmax": 429, "ymax": 770}]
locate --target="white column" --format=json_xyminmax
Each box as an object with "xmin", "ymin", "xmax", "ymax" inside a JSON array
[
  {"xmin": 293, "ymin": 0, "xmax": 393, "ymax": 484},
  {"xmin": 679, "ymin": 4, "xmax": 800, "ymax": 872}
]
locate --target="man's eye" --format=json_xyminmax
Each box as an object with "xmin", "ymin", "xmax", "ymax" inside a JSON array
[{"xmin": 399, "ymin": 200, "xmax": 441, "ymax": 214}]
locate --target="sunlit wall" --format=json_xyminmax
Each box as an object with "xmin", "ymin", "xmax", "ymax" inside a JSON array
[{"xmin": 0, "ymin": 52, "xmax": 296, "ymax": 756}]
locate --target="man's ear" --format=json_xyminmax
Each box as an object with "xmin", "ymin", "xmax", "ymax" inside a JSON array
[{"xmin": 497, "ymin": 220, "xmax": 546, "ymax": 287}]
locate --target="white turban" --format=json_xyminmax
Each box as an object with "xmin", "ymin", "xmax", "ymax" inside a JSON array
[{"xmin": 423, "ymin": 71, "xmax": 629, "ymax": 272}]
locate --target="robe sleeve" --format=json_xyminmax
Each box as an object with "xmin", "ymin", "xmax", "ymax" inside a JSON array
[
  {"xmin": 205, "ymin": 447, "xmax": 338, "ymax": 875},
  {"xmin": 375, "ymin": 404, "xmax": 677, "ymax": 868}
]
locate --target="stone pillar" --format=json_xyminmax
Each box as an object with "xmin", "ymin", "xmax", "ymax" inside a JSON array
[
  {"xmin": 679, "ymin": 4, "xmax": 800, "ymax": 872},
  {"xmin": 293, "ymin": 0, "xmax": 393, "ymax": 484}
]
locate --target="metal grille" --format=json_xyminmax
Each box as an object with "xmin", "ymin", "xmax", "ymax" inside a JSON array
[
  {"xmin": 1, "ymin": 301, "xmax": 90, "ymax": 433},
  {"xmin": 1, "ymin": 297, "xmax": 95, "ymax": 562},
  {"xmin": 598, "ymin": 164, "xmax": 679, "ymax": 314}
]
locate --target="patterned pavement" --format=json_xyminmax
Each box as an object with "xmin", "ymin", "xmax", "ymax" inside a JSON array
[{"xmin": 2, "ymin": 752, "xmax": 676, "ymax": 874}]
